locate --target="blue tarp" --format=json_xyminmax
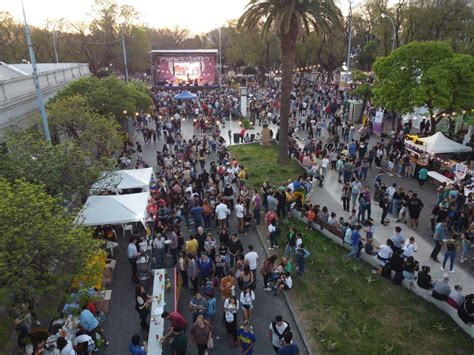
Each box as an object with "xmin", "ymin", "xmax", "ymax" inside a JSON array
[{"xmin": 174, "ymin": 91, "xmax": 197, "ymax": 100}]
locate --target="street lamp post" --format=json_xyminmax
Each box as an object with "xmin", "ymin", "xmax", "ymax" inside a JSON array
[
  {"xmin": 52, "ymin": 18, "xmax": 64, "ymax": 64},
  {"xmin": 346, "ymin": 0, "xmax": 353, "ymax": 71},
  {"xmin": 120, "ymin": 25, "xmax": 129, "ymax": 83},
  {"xmin": 218, "ymin": 27, "xmax": 222, "ymax": 87},
  {"xmin": 21, "ymin": 0, "xmax": 51, "ymax": 144},
  {"xmin": 381, "ymin": 13, "xmax": 396, "ymax": 53}
]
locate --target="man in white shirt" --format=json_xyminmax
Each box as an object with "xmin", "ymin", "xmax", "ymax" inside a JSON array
[
  {"xmin": 402, "ymin": 236, "xmax": 418, "ymax": 258},
  {"xmin": 215, "ymin": 198, "xmax": 230, "ymax": 229},
  {"xmin": 128, "ymin": 238, "xmax": 139, "ymax": 282},
  {"xmin": 153, "ymin": 233, "xmax": 166, "ymax": 268},
  {"xmin": 244, "ymin": 245, "xmax": 259, "ymax": 286},
  {"xmin": 269, "ymin": 315, "xmax": 291, "ymax": 353},
  {"xmin": 321, "ymin": 156, "xmax": 330, "ymax": 176}
]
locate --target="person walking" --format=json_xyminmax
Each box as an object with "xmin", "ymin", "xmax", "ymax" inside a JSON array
[
  {"xmin": 295, "ymin": 243, "xmax": 310, "ymax": 275},
  {"xmin": 441, "ymin": 235, "xmax": 458, "ymax": 273},
  {"xmin": 244, "ymin": 245, "xmax": 259, "ymax": 287},
  {"xmin": 341, "ymin": 183, "xmax": 351, "ymax": 212},
  {"xmin": 190, "ymin": 315, "xmax": 212, "ymax": 355},
  {"xmin": 237, "ymin": 320, "xmax": 256, "ymax": 355},
  {"xmin": 431, "ymin": 220, "xmax": 448, "ymax": 262},
  {"xmin": 269, "ymin": 315, "xmax": 291, "ymax": 353},
  {"xmin": 407, "ymin": 193, "xmax": 424, "ymax": 231},
  {"xmin": 240, "ymin": 287, "xmax": 256, "ymax": 322},
  {"xmin": 278, "ymin": 331, "xmax": 300, "ymax": 355},
  {"xmin": 224, "ymin": 296, "xmax": 240, "ymax": 346}
]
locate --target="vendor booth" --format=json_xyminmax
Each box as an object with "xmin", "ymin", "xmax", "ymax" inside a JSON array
[
  {"xmin": 405, "ymin": 132, "xmax": 472, "ymax": 188},
  {"xmin": 77, "ymin": 192, "xmax": 150, "ymax": 226},
  {"xmin": 405, "ymin": 131, "xmax": 472, "ymax": 154},
  {"xmin": 90, "ymin": 168, "xmax": 153, "ymax": 195}
]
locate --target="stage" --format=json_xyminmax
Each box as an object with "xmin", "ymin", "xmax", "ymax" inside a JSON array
[{"xmin": 151, "ymin": 49, "xmax": 219, "ymax": 88}]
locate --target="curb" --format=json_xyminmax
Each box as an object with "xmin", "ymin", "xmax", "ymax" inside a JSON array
[{"xmin": 254, "ymin": 222, "xmax": 313, "ymax": 355}]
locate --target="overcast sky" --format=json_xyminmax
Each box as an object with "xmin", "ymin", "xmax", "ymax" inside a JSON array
[{"xmin": 4, "ymin": 0, "xmax": 358, "ymax": 34}]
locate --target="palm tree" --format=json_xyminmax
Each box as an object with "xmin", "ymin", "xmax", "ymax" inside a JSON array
[{"xmin": 238, "ymin": 0, "xmax": 341, "ymax": 164}]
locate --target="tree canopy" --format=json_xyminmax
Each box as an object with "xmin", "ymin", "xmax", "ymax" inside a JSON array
[
  {"xmin": 0, "ymin": 178, "xmax": 101, "ymax": 314},
  {"xmin": 372, "ymin": 41, "xmax": 474, "ymax": 133}
]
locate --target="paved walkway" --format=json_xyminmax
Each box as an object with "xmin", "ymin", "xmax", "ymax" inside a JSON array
[{"xmin": 101, "ymin": 120, "xmax": 308, "ymax": 354}]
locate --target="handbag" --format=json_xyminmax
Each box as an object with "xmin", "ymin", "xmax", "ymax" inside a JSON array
[
  {"xmin": 225, "ymin": 311, "xmax": 234, "ymax": 323},
  {"xmin": 207, "ymin": 336, "xmax": 214, "ymax": 349}
]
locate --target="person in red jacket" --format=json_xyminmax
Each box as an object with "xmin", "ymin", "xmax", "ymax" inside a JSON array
[{"xmin": 161, "ymin": 311, "xmax": 189, "ymax": 342}]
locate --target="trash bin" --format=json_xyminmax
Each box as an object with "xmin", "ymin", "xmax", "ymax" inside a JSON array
[
  {"xmin": 233, "ymin": 133, "xmax": 240, "ymax": 144},
  {"xmin": 250, "ymin": 134, "xmax": 255, "ymax": 142}
]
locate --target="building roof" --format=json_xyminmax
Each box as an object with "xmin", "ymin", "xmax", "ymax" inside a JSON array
[
  {"xmin": 0, "ymin": 62, "xmax": 89, "ymax": 81},
  {"xmin": 150, "ymin": 49, "xmax": 218, "ymax": 54}
]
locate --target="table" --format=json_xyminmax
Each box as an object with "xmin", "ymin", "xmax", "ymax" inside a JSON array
[
  {"xmin": 428, "ymin": 171, "xmax": 453, "ymax": 184},
  {"xmin": 147, "ymin": 269, "xmax": 166, "ymax": 354}
]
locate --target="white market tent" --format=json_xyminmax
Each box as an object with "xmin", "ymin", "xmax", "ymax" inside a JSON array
[
  {"xmin": 90, "ymin": 168, "xmax": 153, "ymax": 194},
  {"xmin": 77, "ymin": 192, "xmax": 150, "ymax": 226},
  {"xmin": 406, "ymin": 132, "xmax": 472, "ymax": 154}
]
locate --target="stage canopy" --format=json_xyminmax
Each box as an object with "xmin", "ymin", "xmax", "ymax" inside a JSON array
[
  {"xmin": 77, "ymin": 192, "xmax": 149, "ymax": 226},
  {"xmin": 90, "ymin": 168, "xmax": 153, "ymax": 194},
  {"xmin": 174, "ymin": 91, "xmax": 197, "ymax": 100},
  {"xmin": 406, "ymin": 132, "xmax": 472, "ymax": 154}
]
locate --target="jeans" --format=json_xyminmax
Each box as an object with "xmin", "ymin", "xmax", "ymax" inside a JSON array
[
  {"xmin": 442, "ymin": 250, "xmax": 456, "ymax": 271},
  {"xmin": 170, "ymin": 248, "xmax": 177, "ymax": 265},
  {"xmin": 285, "ymin": 245, "xmax": 295, "ymax": 258},
  {"xmin": 297, "ymin": 256, "xmax": 305, "ymax": 274},
  {"xmin": 430, "ymin": 240, "xmax": 442, "ymax": 260},
  {"xmin": 270, "ymin": 232, "xmax": 278, "ymax": 248},
  {"xmin": 351, "ymin": 193, "xmax": 359, "ymax": 208},
  {"xmin": 403, "ymin": 271, "xmax": 414, "ymax": 280},
  {"xmin": 361, "ymin": 167, "xmax": 368, "ymax": 180},
  {"xmin": 203, "ymin": 214, "xmax": 211, "ymax": 228},
  {"xmin": 366, "ymin": 204, "xmax": 372, "ymax": 220},
  {"xmin": 347, "ymin": 244, "xmax": 358, "ymax": 259},
  {"xmin": 358, "ymin": 207, "xmax": 366, "ymax": 223},
  {"xmin": 254, "ymin": 208, "xmax": 261, "ymax": 225},
  {"xmin": 392, "ymin": 199, "xmax": 401, "ymax": 217},
  {"xmin": 461, "ymin": 239, "xmax": 472, "ymax": 260}
]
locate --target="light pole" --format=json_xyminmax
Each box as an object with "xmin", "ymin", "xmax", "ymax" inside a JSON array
[
  {"xmin": 52, "ymin": 18, "xmax": 64, "ymax": 64},
  {"xmin": 120, "ymin": 25, "xmax": 129, "ymax": 83},
  {"xmin": 21, "ymin": 0, "xmax": 51, "ymax": 144},
  {"xmin": 346, "ymin": 0, "xmax": 353, "ymax": 71},
  {"xmin": 381, "ymin": 13, "xmax": 396, "ymax": 53},
  {"xmin": 218, "ymin": 27, "xmax": 222, "ymax": 87}
]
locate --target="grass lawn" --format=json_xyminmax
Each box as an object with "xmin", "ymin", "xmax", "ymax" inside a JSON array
[{"xmin": 229, "ymin": 143, "xmax": 474, "ymax": 354}]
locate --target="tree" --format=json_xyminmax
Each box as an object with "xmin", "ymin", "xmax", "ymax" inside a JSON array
[
  {"xmin": 53, "ymin": 76, "xmax": 152, "ymax": 124},
  {"xmin": 47, "ymin": 94, "xmax": 123, "ymax": 158},
  {"xmin": 239, "ymin": 0, "xmax": 341, "ymax": 164},
  {"xmin": 372, "ymin": 41, "xmax": 474, "ymax": 134},
  {"xmin": 351, "ymin": 70, "xmax": 373, "ymax": 122},
  {"xmin": 0, "ymin": 178, "xmax": 101, "ymax": 317},
  {"xmin": 0, "ymin": 131, "xmax": 115, "ymax": 202}
]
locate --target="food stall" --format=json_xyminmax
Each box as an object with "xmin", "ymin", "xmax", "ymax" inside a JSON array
[{"xmin": 405, "ymin": 132, "xmax": 472, "ymax": 187}]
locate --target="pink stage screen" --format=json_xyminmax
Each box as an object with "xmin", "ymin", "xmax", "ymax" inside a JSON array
[{"xmin": 153, "ymin": 53, "xmax": 217, "ymax": 86}]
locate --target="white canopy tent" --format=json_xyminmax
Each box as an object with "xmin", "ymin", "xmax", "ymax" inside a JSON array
[
  {"xmin": 90, "ymin": 168, "xmax": 153, "ymax": 194},
  {"xmin": 77, "ymin": 192, "xmax": 150, "ymax": 226},
  {"xmin": 406, "ymin": 132, "xmax": 472, "ymax": 154}
]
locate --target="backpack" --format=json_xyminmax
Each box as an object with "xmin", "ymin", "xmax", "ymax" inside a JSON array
[{"xmin": 272, "ymin": 321, "xmax": 291, "ymax": 340}]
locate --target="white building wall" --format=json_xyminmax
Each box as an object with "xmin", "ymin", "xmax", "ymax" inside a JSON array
[{"xmin": 0, "ymin": 63, "xmax": 90, "ymax": 132}]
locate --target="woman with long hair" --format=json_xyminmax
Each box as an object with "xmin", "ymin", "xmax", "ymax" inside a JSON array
[
  {"xmin": 223, "ymin": 295, "xmax": 240, "ymax": 346},
  {"xmin": 135, "ymin": 286, "xmax": 151, "ymax": 330}
]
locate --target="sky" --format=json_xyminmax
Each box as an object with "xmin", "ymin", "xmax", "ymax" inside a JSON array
[{"xmin": 3, "ymin": 0, "xmax": 358, "ymax": 34}]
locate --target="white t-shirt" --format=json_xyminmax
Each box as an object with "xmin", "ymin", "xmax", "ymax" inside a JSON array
[
  {"xmin": 215, "ymin": 203, "xmax": 230, "ymax": 220},
  {"xmin": 60, "ymin": 341, "xmax": 76, "ymax": 355},
  {"xmin": 402, "ymin": 242, "xmax": 418, "ymax": 257},
  {"xmin": 378, "ymin": 244, "xmax": 393, "ymax": 259},
  {"xmin": 74, "ymin": 334, "xmax": 93, "ymax": 348},
  {"xmin": 270, "ymin": 321, "xmax": 290, "ymax": 347},
  {"xmin": 268, "ymin": 224, "xmax": 277, "ymax": 233},
  {"xmin": 321, "ymin": 158, "xmax": 329, "ymax": 169},
  {"xmin": 235, "ymin": 204, "xmax": 245, "ymax": 218},
  {"xmin": 244, "ymin": 251, "xmax": 259, "ymax": 270}
]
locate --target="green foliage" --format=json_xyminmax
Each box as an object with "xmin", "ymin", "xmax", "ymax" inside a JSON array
[
  {"xmin": 242, "ymin": 118, "xmax": 252, "ymax": 129},
  {"xmin": 372, "ymin": 41, "xmax": 474, "ymax": 128},
  {"xmin": 54, "ymin": 76, "xmax": 152, "ymax": 122},
  {"xmin": 0, "ymin": 178, "xmax": 101, "ymax": 315},
  {"xmin": 47, "ymin": 94, "xmax": 123, "ymax": 158},
  {"xmin": 0, "ymin": 130, "xmax": 115, "ymax": 201},
  {"xmin": 230, "ymin": 144, "xmax": 474, "ymax": 353},
  {"xmin": 243, "ymin": 66, "xmax": 258, "ymax": 75}
]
